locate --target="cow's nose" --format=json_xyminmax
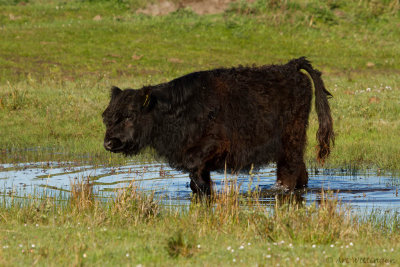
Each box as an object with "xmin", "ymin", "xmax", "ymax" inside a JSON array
[
  {"xmin": 104, "ymin": 138, "xmax": 123, "ymax": 151},
  {"xmin": 104, "ymin": 140, "xmax": 113, "ymax": 150}
]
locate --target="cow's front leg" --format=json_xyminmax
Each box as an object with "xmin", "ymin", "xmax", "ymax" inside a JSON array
[
  {"xmin": 184, "ymin": 140, "xmax": 219, "ymax": 197},
  {"xmin": 189, "ymin": 169, "xmax": 212, "ymax": 196}
]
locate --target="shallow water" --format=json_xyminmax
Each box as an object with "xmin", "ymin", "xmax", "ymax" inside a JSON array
[{"xmin": 0, "ymin": 160, "xmax": 399, "ymax": 213}]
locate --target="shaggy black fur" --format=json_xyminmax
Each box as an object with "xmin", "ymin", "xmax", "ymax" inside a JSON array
[{"xmin": 102, "ymin": 57, "xmax": 334, "ymax": 195}]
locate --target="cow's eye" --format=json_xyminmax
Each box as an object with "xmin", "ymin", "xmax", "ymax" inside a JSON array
[{"xmin": 114, "ymin": 117, "xmax": 124, "ymax": 125}]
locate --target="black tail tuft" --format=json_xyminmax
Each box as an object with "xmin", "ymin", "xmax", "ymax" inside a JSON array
[{"xmin": 290, "ymin": 57, "xmax": 335, "ymax": 164}]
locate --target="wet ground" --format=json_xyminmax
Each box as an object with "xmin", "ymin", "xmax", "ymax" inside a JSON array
[{"xmin": 0, "ymin": 160, "xmax": 399, "ymax": 213}]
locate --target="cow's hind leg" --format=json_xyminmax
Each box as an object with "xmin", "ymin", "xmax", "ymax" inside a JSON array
[
  {"xmin": 296, "ymin": 162, "xmax": 308, "ymax": 189},
  {"xmin": 190, "ymin": 169, "xmax": 212, "ymax": 196},
  {"xmin": 277, "ymin": 159, "xmax": 308, "ymax": 190},
  {"xmin": 276, "ymin": 117, "xmax": 309, "ymax": 190}
]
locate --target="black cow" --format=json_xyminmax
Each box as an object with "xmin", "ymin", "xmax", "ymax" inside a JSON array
[{"xmin": 102, "ymin": 57, "xmax": 334, "ymax": 195}]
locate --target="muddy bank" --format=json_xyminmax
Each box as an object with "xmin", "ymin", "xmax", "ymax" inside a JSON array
[{"xmin": 136, "ymin": 0, "xmax": 255, "ymax": 15}]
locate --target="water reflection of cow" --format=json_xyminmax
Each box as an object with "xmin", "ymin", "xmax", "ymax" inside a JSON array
[{"xmin": 102, "ymin": 57, "xmax": 334, "ymax": 196}]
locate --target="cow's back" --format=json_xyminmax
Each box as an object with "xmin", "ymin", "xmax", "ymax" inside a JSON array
[
  {"xmin": 205, "ymin": 65, "xmax": 313, "ymax": 170},
  {"xmin": 152, "ymin": 65, "xmax": 313, "ymax": 172}
]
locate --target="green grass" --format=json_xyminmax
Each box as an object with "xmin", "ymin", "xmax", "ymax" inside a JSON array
[
  {"xmin": 1, "ymin": 2, "xmax": 400, "ymax": 265},
  {"xmin": 0, "ymin": 0, "xmax": 399, "ymax": 169},
  {"xmin": 1, "ymin": 180, "xmax": 399, "ymax": 266}
]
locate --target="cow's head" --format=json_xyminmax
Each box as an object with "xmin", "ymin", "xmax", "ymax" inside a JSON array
[{"xmin": 102, "ymin": 86, "xmax": 155, "ymax": 156}]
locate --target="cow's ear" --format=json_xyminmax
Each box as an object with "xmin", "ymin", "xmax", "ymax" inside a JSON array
[{"xmin": 110, "ymin": 86, "xmax": 122, "ymax": 100}]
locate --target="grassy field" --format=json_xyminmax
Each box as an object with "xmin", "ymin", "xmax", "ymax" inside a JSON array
[
  {"xmin": 0, "ymin": 0, "xmax": 399, "ymax": 170},
  {"xmin": 1, "ymin": 1, "xmax": 400, "ymax": 264},
  {"xmin": 1, "ymin": 181, "xmax": 400, "ymax": 266}
]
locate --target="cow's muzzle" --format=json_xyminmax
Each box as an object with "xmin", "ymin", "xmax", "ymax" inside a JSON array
[{"xmin": 104, "ymin": 138, "xmax": 124, "ymax": 152}]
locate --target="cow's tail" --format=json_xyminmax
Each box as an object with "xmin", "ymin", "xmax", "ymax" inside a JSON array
[{"xmin": 289, "ymin": 57, "xmax": 335, "ymax": 164}]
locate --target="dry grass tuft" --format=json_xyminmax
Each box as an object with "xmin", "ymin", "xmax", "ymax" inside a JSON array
[
  {"xmin": 112, "ymin": 179, "xmax": 160, "ymax": 223},
  {"xmin": 166, "ymin": 230, "xmax": 197, "ymax": 258},
  {"xmin": 70, "ymin": 176, "xmax": 95, "ymax": 211}
]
